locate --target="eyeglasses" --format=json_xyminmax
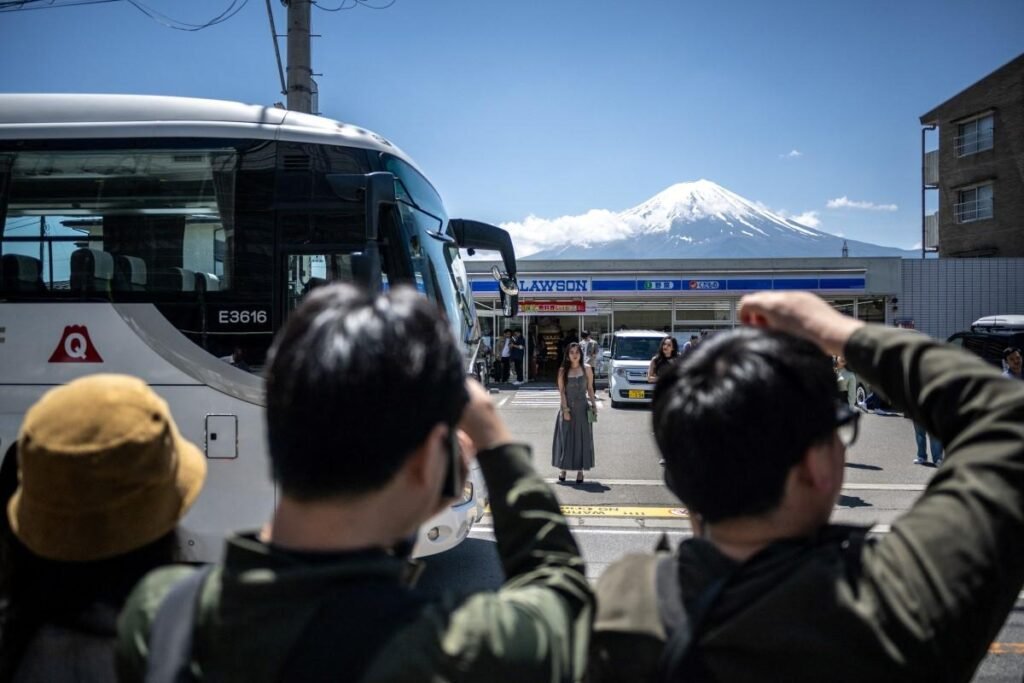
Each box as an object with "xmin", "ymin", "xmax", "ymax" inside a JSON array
[{"xmin": 835, "ymin": 403, "xmax": 860, "ymax": 448}]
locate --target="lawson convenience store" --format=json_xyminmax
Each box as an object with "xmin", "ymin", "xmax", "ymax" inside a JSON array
[{"xmin": 467, "ymin": 256, "xmax": 902, "ymax": 381}]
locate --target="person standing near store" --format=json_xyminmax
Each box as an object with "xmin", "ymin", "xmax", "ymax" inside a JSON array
[
  {"xmin": 834, "ymin": 355, "xmax": 858, "ymax": 408},
  {"xmin": 510, "ymin": 329, "xmax": 526, "ymax": 385},
  {"xmin": 647, "ymin": 336, "xmax": 679, "ymax": 383},
  {"xmin": 498, "ymin": 328, "xmax": 513, "ymax": 383},
  {"xmin": 553, "ymin": 342, "xmax": 597, "ymax": 484},
  {"xmin": 579, "ymin": 331, "xmax": 598, "ymax": 368},
  {"xmin": 1004, "ymin": 346, "xmax": 1022, "ymax": 379}
]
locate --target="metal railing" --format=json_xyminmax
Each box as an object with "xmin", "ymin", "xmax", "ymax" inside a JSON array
[
  {"xmin": 954, "ymin": 129, "xmax": 994, "ymax": 157},
  {"xmin": 924, "ymin": 150, "xmax": 939, "ymax": 186},
  {"xmin": 954, "ymin": 198, "xmax": 993, "ymax": 223},
  {"xmin": 924, "ymin": 213, "xmax": 939, "ymax": 249}
]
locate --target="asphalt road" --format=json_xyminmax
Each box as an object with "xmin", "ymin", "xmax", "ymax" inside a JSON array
[{"xmin": 418, "ymin": 383, "xmax": 1024, "ymax": 682}]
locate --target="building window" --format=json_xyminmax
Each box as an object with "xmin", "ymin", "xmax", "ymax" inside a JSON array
[
  {"xmin": 955, "ymin": 114, "xmax": 994, "ymax": 157},
  {"xmin": 954, "ymin": 183, "xmax": 994, "ymax": 223}
]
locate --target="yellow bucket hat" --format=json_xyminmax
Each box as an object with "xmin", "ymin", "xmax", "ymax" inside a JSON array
[{"xmin": 8, "ymin": 374, "xmax": 207, "ymax": 562}]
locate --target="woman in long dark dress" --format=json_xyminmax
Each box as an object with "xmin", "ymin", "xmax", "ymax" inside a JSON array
[
  {"xmin": 552, "ymin": 342, "xmax": 597, "ymax": 484},
  {"xmin": 647, "ymin": 336, "xmax": 679, "ymax": 383}
]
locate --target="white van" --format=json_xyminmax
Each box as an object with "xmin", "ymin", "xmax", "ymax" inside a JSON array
[
  {"xmin": 605, "ymin": 330, "xmax": 665, "ymax": 407},
  {"xmin": 595, "ymin": 332, "xmax": 613, "ymax": 377}
]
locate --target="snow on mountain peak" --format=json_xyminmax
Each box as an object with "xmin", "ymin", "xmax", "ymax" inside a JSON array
[
  {"xmin": 497, "ymin": 180, "xmax": 913, "ymax": 260},
  {"xmin": 620, "ymin": 179, "xmax": 806, "ymax": 237}
]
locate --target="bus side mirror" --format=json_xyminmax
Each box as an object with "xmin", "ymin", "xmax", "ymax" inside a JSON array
[
  {"xmin": 327, "ymin": 172, "xmax": 396, "ymax": 292},
  {"xmin": 363, "ymin": 172, "xmax": 396, "ymax": 242},
  {"xmin": 490, "ymin": 265, "xmax": 519, "ymax": 318},
  {"xmin": 326, "ymin": 171, "xmax": 397, "ymax": 242}
]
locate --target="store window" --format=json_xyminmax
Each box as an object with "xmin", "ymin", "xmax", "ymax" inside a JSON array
[
  {"xmin": 856, "ymin": 298, "xmax": 886, "ymax": 324},
  {"xmin": 831, "ymin": 299, "xmax": 856, "ymax": 317}
]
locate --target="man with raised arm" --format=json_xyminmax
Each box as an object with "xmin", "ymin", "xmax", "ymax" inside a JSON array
[
  {"xmin": 117, "ymin": 284, "xmax": 592, "ymax": 683},
  {"xmin": 589, "ymin": 291, "xmax": 1024, "ymax": 682}
]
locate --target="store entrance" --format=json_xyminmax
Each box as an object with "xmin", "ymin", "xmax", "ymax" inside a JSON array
[{"xmin": 529, "ymin": 316, "xmax": 579, "ymax": 381}]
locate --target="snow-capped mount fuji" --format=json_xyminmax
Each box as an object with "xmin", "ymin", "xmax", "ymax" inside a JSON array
[{"xmin": 520, "ymin": 180, "xmax": 913, "ymax": 260}]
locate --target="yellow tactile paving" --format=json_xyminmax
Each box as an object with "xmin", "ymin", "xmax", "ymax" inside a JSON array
[{"xmin": 483, "ymin": 504, "xmax": 689, "ymax": 518}]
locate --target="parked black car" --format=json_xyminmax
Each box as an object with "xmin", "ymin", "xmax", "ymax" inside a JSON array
[{"xmin": 947, "ymin": 315, "xmax": 1024, "ymax": 368}]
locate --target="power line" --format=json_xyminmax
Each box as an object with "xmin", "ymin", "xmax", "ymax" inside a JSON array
[
  {"xmin": 265, "ymin": 0, "xmax": 287, "ymax": 96},
  {"xmin": 0, "ymin": 0, "xmax": 120, "ymax": 12},
  {"xmin": 0, "ymin": 0, "xmax": 251, "ymax": 30},
  {"xmin": 124, "ymin": 0, "xmax": 250, "ymax": 31},
  {"xmin": 314, "ymin": 0, "xmax": 395, "ymax": 13}
]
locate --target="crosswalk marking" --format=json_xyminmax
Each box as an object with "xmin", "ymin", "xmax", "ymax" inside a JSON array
[{"xmin": 507, "ymin": 389, "xmax": 606, "ymax": 409}]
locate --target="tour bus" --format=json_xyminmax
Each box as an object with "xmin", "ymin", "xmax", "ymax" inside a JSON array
[{"xmin": 0, "ymin": 94, "xmax": 520, "ymax": 560}]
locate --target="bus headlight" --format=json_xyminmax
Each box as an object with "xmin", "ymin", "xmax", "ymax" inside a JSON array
[
  {"xmin": 614, "ymin": 368, "xmax": 628, "ymax": 377},
  {"xmin": 455, "ymin": 480, "xmax": 474, "ymax": 506}
]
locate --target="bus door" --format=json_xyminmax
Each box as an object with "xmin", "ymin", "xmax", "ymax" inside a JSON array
[{"xmin": 281, "ymin": 248, "xmax": 386, "ymax": 315}]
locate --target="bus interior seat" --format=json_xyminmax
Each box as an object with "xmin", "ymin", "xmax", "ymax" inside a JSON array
[
  {"xmin": 70, "ymin": 248, "xmax": 115, "ymax": 297},
  {"xmin": 115, "ymin": 255, "xmax": 148, "ymax": 292},
  {"xmin": 152, "ymin": 267, "xmax": 196, "ymax": 292},
  {"xmin": 175, "ymin": 267, "xmax": 196, "ymax": 292},
  {"xmin": 196, "ymin": 272, "xmax": 220, "ymax": 293},
  {"xmin": 1, "ymin": 254, "xmax": 46, "ymax": 292}
]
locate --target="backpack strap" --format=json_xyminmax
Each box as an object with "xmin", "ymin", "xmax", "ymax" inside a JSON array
[
  {"xmin": 655, "ymin": 554, "xmax": 730, "ymax": 683},
  {"xmin": 145, "ymin": 565, "xmax": 214, "ymax": 683}
]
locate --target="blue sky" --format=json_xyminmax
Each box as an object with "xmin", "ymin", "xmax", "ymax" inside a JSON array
[{"xmin": 1, "ymin": 0, "xmax": 1022, "ymax": 253}]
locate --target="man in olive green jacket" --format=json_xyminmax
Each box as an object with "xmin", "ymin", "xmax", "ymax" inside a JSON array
[
  {"xmin": 590, "ymin": 292, "xmax": 1024, "ymax": 682},
  {"xmin": 117, "ymin": 284, "xmax": 592, "ymax": 682}
]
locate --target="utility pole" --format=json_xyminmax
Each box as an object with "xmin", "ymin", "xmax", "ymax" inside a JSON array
[{"xmin": 284, "ymin": 0, "xmax": 312, "ymax": 113}]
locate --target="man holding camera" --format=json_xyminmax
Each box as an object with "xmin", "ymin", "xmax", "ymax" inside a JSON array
[
  {"xmin": 590, "ymin": 291, "xmax": 1024, "ymax": 682},
  {"xmin": 118, "ymin": 285, "xmax": 593, "ymax": 682}
]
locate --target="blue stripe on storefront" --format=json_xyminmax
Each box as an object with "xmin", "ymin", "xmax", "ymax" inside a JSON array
[
  {"xmin": 472, "ymin": 276, "xmax": 866, "ymax": 294},
  {"xmin": 773, "ymin": 279, "xmax": 819, "ymax": 290},
  {"xmin": 726, "ymin": 279, "xmax": 773, "ymax": 291},
  {"xmin": 819, "ymin": 278, "xmax": 866, "ymax": 289},
  {"xmin": 470, "ymin": 280, "xmax": 499, "ymax": 293},
  {"xmin": 592, "ymin": 280, "xmax": 636, "ymax": 291}
]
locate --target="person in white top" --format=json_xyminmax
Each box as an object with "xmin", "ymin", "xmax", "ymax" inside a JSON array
[
  {"xmin": 579, "ymin": 331, "xmax": 598, "ymax": 368},
  {"xmin": 499, "ymin": 329, "xmax": 513, "ymax": 383}
]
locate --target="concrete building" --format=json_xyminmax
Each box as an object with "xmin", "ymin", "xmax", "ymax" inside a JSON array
[{"xmin": 920, "ymin": 53, "xmax": 1024, "ymax": 257}]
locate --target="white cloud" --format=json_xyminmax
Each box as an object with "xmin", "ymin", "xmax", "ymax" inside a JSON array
[
  {"xmin": 790, "ymin": 211, "xmax": 821, "ymax": 228},
  {"xmin": 826, "ymin": 196, "xmax": 898, "ymax": 211},
  {"xmin": 779, "ymin": 149, "xmax": 802, "ymax": 159},
  {"xmin": 496, "ymin": 209, "xmax": 633, "ymax": 258},
  {"xmin": 757, "ymin": 203, "xmax": 823, "ymax": 230}
]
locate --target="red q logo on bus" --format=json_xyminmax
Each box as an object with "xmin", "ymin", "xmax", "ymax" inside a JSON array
[{"xmin": 48, "ymin": 325, "xmax": 104, "ymax": 363}]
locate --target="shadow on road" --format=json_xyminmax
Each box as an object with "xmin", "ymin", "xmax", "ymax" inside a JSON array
[
  {"xmin": 845, "ymin": 462, "xmax": 883, "ymax": 471},
  {"xmin": 418, "ymin": 538, "xmax": 503, "ymax": 598},
  {"xmin": 838, "ymin": 494, "xmax": 871, "ymax": 508},
  {"xmin": 554, "ymin": 480, "xmax": 612, "ymax": 493}
]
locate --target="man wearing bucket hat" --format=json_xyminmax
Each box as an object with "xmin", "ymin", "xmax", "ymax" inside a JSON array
[
  {"xmin": 0, "ymin": 374, "xmax": 206, "ymax": 682},
  {"xmin": 117, "ymin": 284, "xmax": 592, "ymax": 683}
]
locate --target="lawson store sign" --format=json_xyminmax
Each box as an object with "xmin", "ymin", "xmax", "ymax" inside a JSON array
[{"xmin": 470, "ymin": 275, "xmax": 867, "ymax": 296}]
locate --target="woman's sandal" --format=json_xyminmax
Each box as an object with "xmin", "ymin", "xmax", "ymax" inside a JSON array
[
  {"xmin": 558, "ymin": 472, "xmax": 566, "ymax": 482},
  {"xmin": 576, "ymin": 472, "xmax": 584, "ymax": 484}
]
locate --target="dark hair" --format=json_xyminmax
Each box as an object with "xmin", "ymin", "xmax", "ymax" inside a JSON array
[
  {"xmin": 651, "ymin": 336, "xmax": 678, "ymax": 376},
  {"xmin": 558, "ymin": 342, "xmax": 583, "ymax": 387},
  {"xmin": 581, "ymin": 330, "xmax": 590, "ymax": 338},
  {"xmin": 265, "ymin": 285, "xmax": 468, "ymax": 500},
  {"xmin": 1003, "ymin": 347, "xmax": 1021, "ymax": 359},
  {"xmin": 652, "ymin": 327, "xmax": 837, "ymax": 522}
]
